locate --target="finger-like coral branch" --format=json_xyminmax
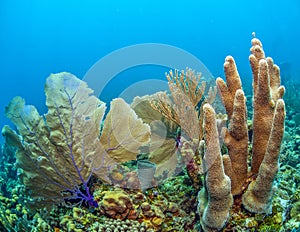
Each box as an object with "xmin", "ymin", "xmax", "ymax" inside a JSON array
[
  {"xmin": 198, "ymin": 104, "xmax": 233, "ymax": 232},
  {"xmin": 250, "ymin": 38, "xmax": 285, "ymax": 174},
  {"xmin": 243, "ymin": 99, "xmax": 285, "ymax": 213},
  {"xmin": 222, "ymin": 89, "xmax": 248, "ymax": 195},
  {"xmin": 216, "ymin": 56, "xmax": 242, "ymax": 119}
]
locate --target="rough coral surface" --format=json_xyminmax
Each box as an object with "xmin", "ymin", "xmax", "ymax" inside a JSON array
[
  {"xmin": 243, "ymin": 99, "xmax": 286, "ymax": 213},
  {"xmin": 99, "ymin": 189, "xmax": 137, "ymax": 220},
  {"xmin": 198, "ymin": 104, "xmax": 233, "ymax": 231},
  {"xmin": 222, "ymin": 89, "xmax": 248, "ymax": 195},
  {"xmin": 250, "ymin": 38, "xmax": 285, "ymax": 174},
  {"xmin": 198, "ymin": 36, "xmax": 286, "ymax": 231}
]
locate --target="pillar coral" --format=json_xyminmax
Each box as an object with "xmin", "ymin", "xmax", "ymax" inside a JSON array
[
  {"xmin": 242, "ymin": 99, "xmax": 285, "ymax": 213},
  {"xmin": 216, "ymin": 58, "xmax": 249, "ymax": 195},
  {"xmin": 250, "ymin": 38, "xmax": 285, "ymax": 174},
  {"xmin": 198, "ymin": 104, "xmax": 233, "ymax": 232},
  {"xmin": 199, "ymin": 37, "xmax": 286, "ymax": 231}
]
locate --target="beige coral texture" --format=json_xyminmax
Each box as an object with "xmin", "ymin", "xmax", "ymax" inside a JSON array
[{"xmin": 199, "ymin": 37, "xmax": 286, "ymax": 231}]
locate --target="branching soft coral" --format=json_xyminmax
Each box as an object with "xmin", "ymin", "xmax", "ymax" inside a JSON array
[
  {"xmin": 2, "ymin": 72, "xmax": 150, "ymax": 208},
  {"xmin": 132, "ymin": 69, "xmax": 217, "ymax": 187}
]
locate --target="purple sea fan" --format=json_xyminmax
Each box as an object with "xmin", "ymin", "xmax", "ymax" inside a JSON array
[{"xmin": 2, "ymin": 72, "xmax": 110, "ymax": 208}]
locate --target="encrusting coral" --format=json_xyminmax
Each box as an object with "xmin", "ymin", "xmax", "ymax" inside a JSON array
[{"xmin": 98, "ymin": 189, "xmax": 137, "ymax": 220}]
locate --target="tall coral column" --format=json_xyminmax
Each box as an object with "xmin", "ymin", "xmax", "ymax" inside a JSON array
[
  {"xmin": 198, "ymin": 36, "xmax": 286, "ymax": 230},
  {"xmin": 198, "ymin": 104, "xmax": 233, "ymax": 232},
  {"xmin": 243, "ymin": 99, "xmax": 285, "ymax": 213},
  {"xmin": 250, "ymin": 38, "xmax": 285, "ymax": 174},
  {"xmin": 242, "ymin": 38, "xmax": 286, "ymax": 213},
  {"xmin": 216, "ymin": 56, "xmax": 249, "ymax": 196}
]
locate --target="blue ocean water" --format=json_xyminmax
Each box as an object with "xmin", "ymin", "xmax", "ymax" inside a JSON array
[
  {"xmin": 0, "ymin": 0, "xmax": 299, "ymax": 143},
  {"xmin": 1, "ymin": 2, "xmax": 300, "ymax": 231}
]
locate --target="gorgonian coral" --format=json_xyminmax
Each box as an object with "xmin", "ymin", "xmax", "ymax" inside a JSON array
[{"xmin": 2, "ymin": 72, "xmax": 150, "ymax": 208}]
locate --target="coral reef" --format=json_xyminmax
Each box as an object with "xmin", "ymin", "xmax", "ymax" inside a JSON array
[{"xmin": 0, "ymin": 36, "xmax": 299, "ymax": 232}]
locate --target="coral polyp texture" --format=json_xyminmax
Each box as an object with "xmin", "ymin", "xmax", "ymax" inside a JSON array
[
  {"xmin": 1, "ymin": 37, "xmax": 298, "ymax": 232},
  {"xmin": 198, "ymin": 37, "xmax": 285, "ymax": 231},
  {"xmin": 198, "ymin": 105, "xmax": 233, "ymax": 231}
]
